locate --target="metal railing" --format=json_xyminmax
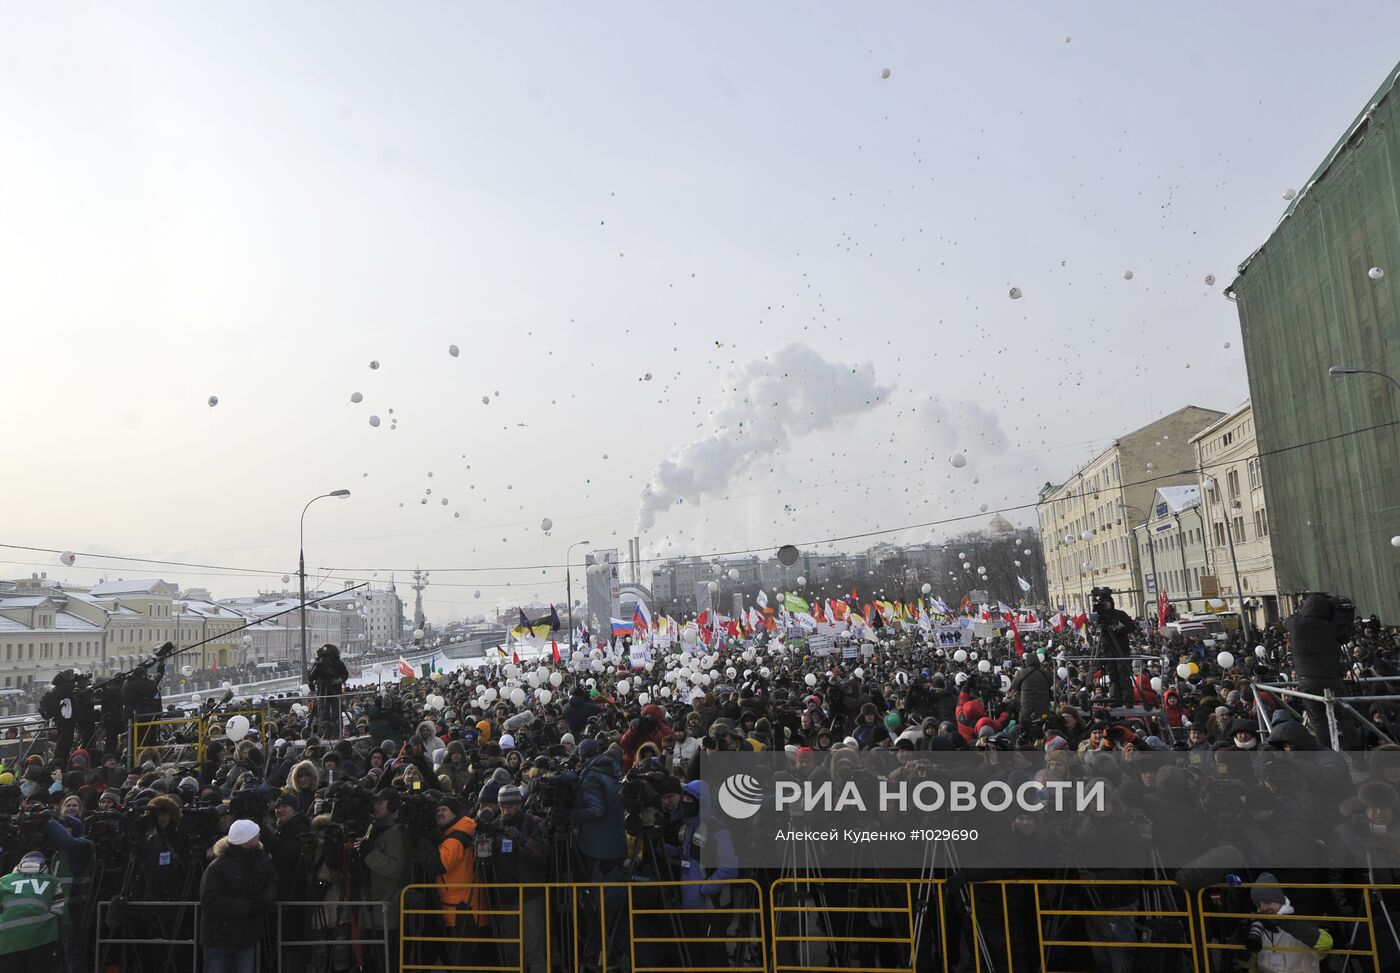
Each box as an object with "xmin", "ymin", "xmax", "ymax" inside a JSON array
[
  {"xmin": 770, "ymin": 876, "xmax": 949, "ymax": 973},
  {"xmin": 276, "ymin": 899, "xmax": 390, "ymax": 973}
]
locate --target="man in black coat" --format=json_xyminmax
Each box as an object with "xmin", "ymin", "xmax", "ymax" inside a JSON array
[
  {"xmin": 200, "ymin": 818, "xmax": 278, "ymax": 973},
  {"xmin": 1091, "ymin": 590, "xmax": 1136, "ymax": 706},
  {"xmin": 1285, "ymin": 593, "xmax": 1350, "ymax": 746},
  {"xmin": 266, "ymin": 794, "xmax": 314, "ymax": 972},
  {"xmin": 1008, "ymin": 652, "xmax": 1054, "ymax": 726},
  {"xmin": 308, "ymin": 643, "xmax": 349, "ymax": 739}
]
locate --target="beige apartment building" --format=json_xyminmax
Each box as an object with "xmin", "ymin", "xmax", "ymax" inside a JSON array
[
  {"xmin": 1037, "ymin": 406, "xmax": 1226, "ymax": 615},
  {"xmin": 1190, "ymin": 401, "xmax": 1280, "ymax": 624}
]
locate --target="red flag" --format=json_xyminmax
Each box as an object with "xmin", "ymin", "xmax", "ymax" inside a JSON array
[
  {"xmin": 1005, "ymin": 611, "xmax": 1025, "ymax": 655},
  {"xmin": 1024, "ymin": 610, "xmax": 1039, "ymax": 625},
  {"xmin": 397, "ymin": 656, "xmax": 415, "ymax": 678},
  {"xmin": 551, "ymin": 640, "xmax": 561, "ymax": 664},
  {"xmin": 511, "ymin": 649, "xmax": 520, "ymax": 666},
  {"xmin": 211, "ymin": 660, "xmax": 218, "ymax": 673},
  {"xmin": 850, "ymin": 588, "xmax": 859, "ymax": 601},
  {"xmin": 1157, "ymin": 588, "xmax": 1170, "ymax": 628},
  {"xmin": 1051, "ymin": 612, "xmax": 1065, "ymax": 633},
  {"xmin": 1072, "ymin": 611, "xmax": 1088, "ymax": 630}
]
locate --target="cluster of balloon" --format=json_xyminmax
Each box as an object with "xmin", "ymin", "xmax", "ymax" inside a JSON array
[{"xmin": 225, "ymin": 715, "xmax": 251, "ymax": 741}]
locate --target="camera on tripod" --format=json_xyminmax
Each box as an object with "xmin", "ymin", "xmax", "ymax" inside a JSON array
[
  {"xmin": 621, "ymin": 770, "xmax": 674, "ymax": 831},
  {"xmin": 397, "ymin": 792, "xmax": 439, "ymax": 834},
  {"xmin": 529, "ymin": 773, "xmax": 576, "ymax": 825}
]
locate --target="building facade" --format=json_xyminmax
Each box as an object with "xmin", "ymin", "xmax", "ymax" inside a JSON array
[
  {"xmin": 0, "ymin": 594, "xmax": 105, "ymax": 688},
  {"xmin": 1190, "ymin": 401, "xmax": 1281, "ymax": 623},
  {"xmin": 1037, "ymin": 406, "xmax": 1226, "ymax": 615},
  {"xmin": 1229, "ymin": 62, "xmax": 1400, "ymax": 620},
  {"xmin": 1133, "ymin": 485, "xmax": 1212, "ymax": 614}
]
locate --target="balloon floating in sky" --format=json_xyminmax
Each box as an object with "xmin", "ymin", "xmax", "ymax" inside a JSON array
[
  {"xmin": 1224, "ymin": 341, "xmax": 1231, "ymax": 349},
  {"xmin": 473, "ymin": 590, "xmax": 481, "ymax": 598},
  {"xmin": 950, "ymin": 453, "xmax": 967, "ymax": 468},
  {"xmin": 59, "ymin": 551, "xmax": 76, "ymax": 567},
  {"xmin": 1370, "ymin": 267, "xmax": 1386, "ymax": 281},
  {"xmin": 540, "ymin": 517, "xmax": 553, "ymax": 531},
  {"xmin": 1122, "ymin": 270, "xmax": 1134, "ymax": 280},
  {"xmin": 207, "ymin": 395, "xmax": 219, "ymax": 407},
  {"xmin": 350, "ymin": 392, "xmax": 363, "ymax": 403},
  {"xmin": 481, "ymin": 396, "xmax": 490, "ymax": 405},
  {"xmin": 643, "ymin": 373, "xmax": 653, "ymax": 381},
  {"xmin": 369, "ymin": 415, "xmax": 381, "ymax": 427},
  {"xmin": 880, "ymin": 67, "xmax": 891, "ymax": 79},
  {"xmin": 1282, "ymin": 188, "xmax": 1296, "ymax": 200},
  {"xmin": 282, "ymin": 574, "xmax": 290, "ymax": 583},
  {"xmin": 1008, "ymin": 286, "xmax": 1022, "ymax": 300},
  {"xmin": 369, "ymin": 360, "xmax": 380, "ymax": 370},
  {"xmin": 1204, "ymin": 274, "xmax": 1216, "ymax": 286},
  {"xmin": 448, "ymin": 344, "xmax": 460, "ymax": 357}
]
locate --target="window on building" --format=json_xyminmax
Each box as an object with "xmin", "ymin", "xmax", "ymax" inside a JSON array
[
  {"xmin": 1227, "ymin": 470, "xmax": 1241, "ymax": 499},
  {"xmin": 1232, "ymin": 516, "xmax": 1246, "ymax": 543},
  {"xmin": 1214, "ymin": 522, "xmax": 1226, "ymax": 547},
  {"xmin": 1257, "ymin": 507, "xmax": 1269, "ymax": 537}
]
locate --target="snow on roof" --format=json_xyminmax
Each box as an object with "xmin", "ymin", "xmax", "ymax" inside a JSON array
[
  {"xmin": 89, "ymin": 579, "xmax": 172, "ymax": 596},
  {"xmin": 0, "ymin": 617, "xmax": 29, "ymax": 632},
  {"xmin": 1155, "ymin": 485, "xmax": 1201, "ymax": 514},
  {"xmin": 53, "ymin": 613, "xmax": 100, "ymax": 631},
  {"xmin": 0, "ymin": 596, "xmax": 53, "ymax": 608}
]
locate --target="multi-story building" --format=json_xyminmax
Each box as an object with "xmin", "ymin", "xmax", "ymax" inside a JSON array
[
  {"xmin": 174, "ymin": 600, "xmax": 249, "ymax": 670},
  {"xmin": 1037, "ymin": 406, "xmax": 1226, "ymax": 615},
  {"xmin": 226, "ymin": 597, "xmax": 342, "ymax": 668},
  {"xmin": 363, "ymin": 580, "xmax": 404, "ymax": 648},
  {"xmin": 0, "ymin": 593, "xmax": 106, "ymax": 688},
  {"xmin": 1132, "ymin": 485, "xmax": 1212, "ymax": 614},
  {"xmin": 1228, "ymin": 62, "xmax": 1400, "ymax": 619},
  {"xmin": 1190, "ymin": 401, "xmax": 1281, "ymax": 623}
]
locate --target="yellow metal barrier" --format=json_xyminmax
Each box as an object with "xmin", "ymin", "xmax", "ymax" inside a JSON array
[
  {"xmin": 399, "ymin": 879, "xmax": 764, "ymax": 973},
  {"xmin": 769, "ymin": 876, "xmax": 949, "ymax": 973},
  {"xmin": 129, "ymin": 715, "xmax": 204, "ymax": 770},
  {"xmin": 1197, "ymin": 882, "xmax": 1395, "ymax": 973},
  {"xmin": 971, "ymin": 878, "xmax": 1199, "ymax": 973},
  {"xmin": 210, "ymin": 705, "xmax": 270, "ymax": 756}
]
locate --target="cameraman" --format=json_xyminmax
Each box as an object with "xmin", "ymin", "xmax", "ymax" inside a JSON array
[
  {"xmin": 570, "ymin": 739, "xmax": 626, "ymax": 971},
  {"xmin": 421, "ymin": 795, "xmax": 483, "ymax": 969},
  {"xmin": 267, "ymin": 794, "xmax": 314, "ymax": 972},
  {"xmin": 1236, "ymin": 874, "xmax": 1333, "ymax": 973},
  {"xmin": 485, "ymin": 786, "xmax": 548, "ymax": 973},
  {"xmin": 39, "ymin": 671, "xmax": 81, "ymax": 765},
  {"xmin": 0, "ymin": 852, "xmax": 65, "ymax": 965},
  {"xmin": 308, "ymin": 643, "xmax": 349, "ymax": 739},
  {"xmin": 1286, "ymin": 593, "xmax": 1351, "ymax": 747},
  {"xmin": 1091, "ymin": 589, "xmax": 1136, "ymax": 706},
  {"xmin": 354, "ymin": 790, "xmax": 411, "ymax": 973}
]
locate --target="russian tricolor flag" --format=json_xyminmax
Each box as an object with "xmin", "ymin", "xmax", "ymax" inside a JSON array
[
  {"xmin": 633, "ymin": 600, "xmax": 652, "ymax": 636},
  {"xmin": 610, "ymin": 617, "xmax": 634, "ymax": 637}
]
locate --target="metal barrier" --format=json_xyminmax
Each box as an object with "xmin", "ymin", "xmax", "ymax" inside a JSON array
[
  {"xmin": 970, "ymin": 878, "xmax": 1199, "ymax": 973},
  {"xmin": 129, "ymin": 714, "xmax": 204, "ymax": 770},
  {"xmin": 1197, "ymin": 882, "xmax": 1396, "ymax": 973},
  {"xmin": 277, "ymin": 899, "xmax": 391, "ymax": 973},
  {"xmin": 399, "ymin": 878, "xmax": 765, "ymax": 973},
  {"xmin": 769, "ymin": 876, "xmax": 949, "ymax": 973},
  {"xmin": 94, "ymin": 898, "xmax": 200, "ymax": 971}
]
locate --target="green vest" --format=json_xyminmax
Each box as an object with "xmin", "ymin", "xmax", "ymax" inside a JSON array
[{"xmin": 0, "ymin": 870, "xmax": 60, "ymax": 954}]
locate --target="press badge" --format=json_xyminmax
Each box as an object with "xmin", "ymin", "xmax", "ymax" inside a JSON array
[
  {"xmin": 500, "ymin": 838, "xmax": 513, "ymax": 854},
  {"xmin": 159, "ymin": 851, "xmax": 171, "ymax": 866}
]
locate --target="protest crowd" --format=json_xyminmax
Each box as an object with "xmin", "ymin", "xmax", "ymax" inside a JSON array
[{"xmin": 3, "ymin": 589, "xmax": 1400, "ymax": 973}]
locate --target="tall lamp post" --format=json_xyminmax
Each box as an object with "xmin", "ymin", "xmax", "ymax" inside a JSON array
[
  {"xmin": 300, "ymin": 489, "xmax": 350, "ymax": 683},
  {"xmin": 565, "ymin": 540, "xmax": 592, "ymax": 652},
  {"xmin": 1328, "ymin": 365, "xmax": 1400, "ymax": 394}
]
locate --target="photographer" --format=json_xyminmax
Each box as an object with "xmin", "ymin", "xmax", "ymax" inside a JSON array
[
  {"xmin": 1235, "ymin": 874, "xmax": 1334, "ymax": 973},
  {"xmin": 570, "ymin": 739, "xmax": 626, "ymax": 971},
  {"xmin": 39, "ymin": 671, "xmax": 85, "ymax": 766},
  {"xmin": 133, "ymin": 794, "xmax": 191, "ymax": 902},
  {"xmin": 355, "ymin": 790, "xmax": 411, "ymax": 973},
  {"xmin": 483, "ymin": 786, "xmax": 548, "ymax": 973},
  {"xmin": 266, "ymin": 793, "xmax": 314, "ymax": 972},
  {"xmin": 1007, "ymin": 651, "xmax": 1053, "ymax": 726},
  {"xmin": 1091, "ymin": 589, "xmax": 1136, "ymax": 706},
  {"xmin": 421, "ymin": 795, "xmax": 483, "ymax": 968}
]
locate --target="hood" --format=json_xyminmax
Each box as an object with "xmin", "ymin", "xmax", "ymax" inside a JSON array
[
  {"xmin": 584, "ymin": 753, "xmax": 621, "ymax": 779},
  {"xmin": 67, "ymin": 748, "xmax": 91, "ymax": 769},
  {"xmin": 1299, "ymin": 592, "xmax": 1335, "ymax": 620},
  {"xmin": 683, "ymin": 778, "xmax": 712, "ymax": 818},
  {"xmin": 641, "ymin": 704, "xmax": 667, "ymax": 723},
  {"xmin": 1266, "ymin": 719, "xmax": 1317, "ymax": 750},
  {"xmin": 148, "ymin": 794, "xmax": 183, "ymax": 824}
]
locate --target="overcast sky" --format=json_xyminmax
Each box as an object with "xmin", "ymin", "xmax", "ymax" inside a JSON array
[{"xmin": 3, "ymin": 3, "xmax": 1397, "ymax": 622}]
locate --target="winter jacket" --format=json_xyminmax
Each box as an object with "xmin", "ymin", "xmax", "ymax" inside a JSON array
[
  {"xmin": 198, "ymin": 839, "xmax": 277, "ymax": 950},
  {"xmin": 1286, "ymin": 594, "xmax": 1345, "ymax": 681},
  {"xmin": 1247, "ymin": 900, "xmax": 1333, "ymax": 973},
  {"xmin": 266, "ymin": 812, "xmax": 313, "ymax": 902},
  {"xmin": 620, "ymin": 704, "xmax": 673, "ymax": 772},
  {"xmin": 429, "ymin": 814, "xmax": 482, "ymax": 922},
  {"xmin": 676, "ymin": 780, "xmax": 739, "ymax": 910},
  {"xmin": 360, "ymin": 814, "xmax": 411, "ymax": 929},
  {"xmin": 955, "ymin": 692, "xmax": 1007, "ymax": 743},
  {"xmin": 571, "ymin": 753, "xmax": 627, "ymax": 863},
  {"xmin": 562, "ymin": 693, "xmax": 602, "ymax": 736},
  {"xmin": 1008, "ymin": 657, "xmax": 1053, "ymax": 721}
]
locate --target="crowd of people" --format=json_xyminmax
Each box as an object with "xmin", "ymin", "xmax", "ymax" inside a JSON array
[{"xmin": 1, "ymin": 593, "xmax": 1398, "ymax": 973}]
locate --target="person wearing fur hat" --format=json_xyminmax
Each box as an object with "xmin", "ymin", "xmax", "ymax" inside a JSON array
[
  {"xmin": 199, "ymin": 819, "xmax": 277, "ymax": 972},
  {"xmin": 132, "ymin": 794, "xmax": 191, "ymax": 902}
]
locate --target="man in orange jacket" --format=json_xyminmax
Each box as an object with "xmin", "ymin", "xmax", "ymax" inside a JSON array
[{"xmin": 425, "ymin": 795, "xmax": 482, "ymax": 969}]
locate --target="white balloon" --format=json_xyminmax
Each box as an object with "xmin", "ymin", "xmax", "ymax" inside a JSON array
[
  {"xmin": 59, "ymin": 551, "xmax": 76, "ymax": 567},
  {"xmin": 1150, "ymin": 677, "xmax": 1163, "ymax": 692},
  {"xmin": 1370, "ymin": 267, "xmax": 1386, "ymax": 281},
  {"xmin": 950, "ymin": 453, "xmax": 967, "ymax": 468},
  {"xmin": 637, "ymin": 692, "xmax": 650, "ymax": 704},
  {"xmin": 955, "ymin": 673, "xmax": 968, "ymax": 686},
  {"xmin": 707, "ymin": 581, "xmax": 719, "ymax": 592},
  {"xmin": 953, "ymin": 649, "xmax": 968, "ymax": 663},
  {"xmin": 1056, "ymin": 667, "xmax": 1069, "ymax": 679},
  {"xmin": 796, "ymin": 576, "xmax": 806, "ymax": 586},
  {"xmin": 1282, "ymin": 188, "xmax": 1296, "ymax": 200},
  {"xmin": 1122, "ymin": 270, "xmax": 1134, "ymax": 280},
  {"xmin": 549, "ymin": 671, "xmax": 563, "ymax": 687},
  {"xmin": 921, "ymin": 583, "xmax": 932, "ymax": 594},
  {"xmin": 536, "ymin": 689, "xmax": 552, "ymax": 706},
  {"xmin": 854, "ymin": 667, "xmax": 865, "ymax": 679},
  {"xmin": 369, "ymin": 415, "xmax": 381, "ymax": 427},
  {"xmin": 1176, "ymin": 663, "xmax": 1192, "ymax": 679},
  {"xmin": 1081, "ymin": 529, "xmax": 1095, "ymax": 541},
  {"xmin": 207, "ymin": 395, "xmax": 219, "ymax": 407},
  {"xmin": 482, "ymin": 688, "xmax": 498, "ymax": 703},
  {"xmin": 541, "ymin": 517, "xmax": 554, "ymax": 531},
  {"xmin": 727, "ymin": 568, "xmax": 739, "ymax": 581},
  {"xmin": 616, "ymin": 680, "xmax": 630, "ymax": 695},
  {"xmin": 510, "ymin": 688, "xmax": 526, "ymax": 707},
  {"xmin": 350, "ymin": 392, "xmax": 363, "ymax": 403},
  {"xmin": 241, "ymin": 635, "xmax": 252, "ymax": 647},
  {"xmin": 1204, "ymin": 274, "xmax": 1216, "ymax": 286},
  {"xmin": 225, "ymin": 715, "xmax": 250, "ymax": 741},
  {"xmin": 880, "ymin": 67, "xmax": 891, "ymax": 79},
  {"xmin": 1255, "ymin": 645, "xmax": 1267, "ymax": 658},
  {"xmin": 181, "ymin": 665, "xmax": 193, "ymax": 677},
  {"xmin": 804, "ymin": 673, "xmax": 817, "ymax": 687},
  {"xmin": 449, "ymin": 344, "xmax": 460, "ymax": 357},
  {"xmin": 977, "ymin": 659, "xmax": 991, "ymax": 673},
  {"xmin": 1391, "ymin": 536, "xmax": 1400, "ymax": 549},
  {"xmin": 222, "ymin": 681, "xmax": 233, "ymax": 691},
  {"xmin": 369, "ymin": 360, "xmax": 380, "ymax": 369},
  {"xmin": 1217, "ymin": 651, "xmax": 1235, "ymax": 669},
  {"xmin": 474, "ymin": 590, "xmax": 482, "ymax": 599},
  {"xmin": 1008, "ymin": 286, "xmax": 1023, "ymax": 300},
  {"xmin": 725, "ymin": 667, "xmax": 736, "ymax": 679}
]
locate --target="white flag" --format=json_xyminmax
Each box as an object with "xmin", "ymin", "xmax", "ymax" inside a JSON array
[
  {"xmin": 756, "ymin": 589, "xmax": 768, "ymax": 609},
  {"xmin": 1017, "ymin": 576, "xmax": 1032, "ymax": 593}
]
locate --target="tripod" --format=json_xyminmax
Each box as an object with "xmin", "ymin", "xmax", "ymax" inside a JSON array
[
  {"xmin": 621, "ymin": 818, "xmax": 692, "ymax": 972},
  {"xmin": 773, "ymin": 812, "xmax": 838, "ymax": 971}
]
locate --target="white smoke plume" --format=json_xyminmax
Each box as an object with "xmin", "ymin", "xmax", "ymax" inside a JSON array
[{"xmin": 636, "ymin": 342, "xmax": 893, "ymax": 532}]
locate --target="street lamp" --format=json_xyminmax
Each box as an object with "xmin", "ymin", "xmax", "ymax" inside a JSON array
[
  {"xmin": 566, "ymin": 540, "xmax": 592, "ymax": 652},
  {"xmin": 1201, "ymin": 476, "xmax": 1251, "ymax": 637},
  {"xmin": 300, "ymin": 489, "xmax": 350, "ymax": 683},
  {"xmin": 1329, "ymin": 365, "xmax": 1400, "ymax": 394}
]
